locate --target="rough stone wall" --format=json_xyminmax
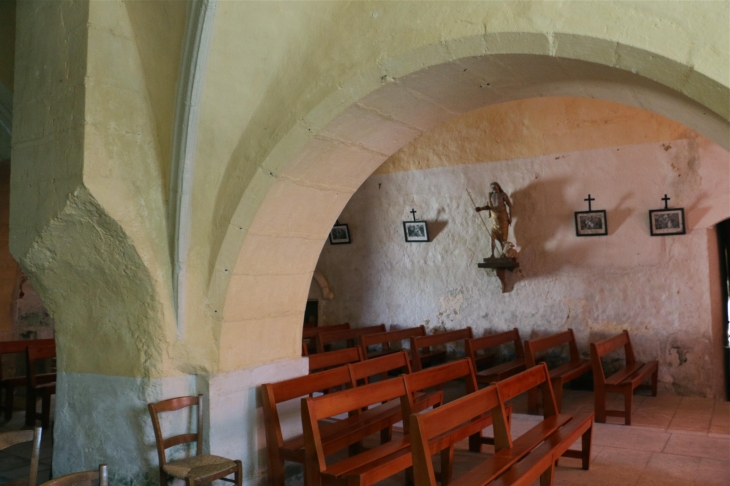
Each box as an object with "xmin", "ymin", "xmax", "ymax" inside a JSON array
[{"xmin": 314, "ymin": 103, "xmax": 730, "ymax": 398}]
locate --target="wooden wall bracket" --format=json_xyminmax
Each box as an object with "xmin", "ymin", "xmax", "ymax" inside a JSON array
[{"xmin": 478, "ymin": 258, "xmax": 519, "ymax": 293}]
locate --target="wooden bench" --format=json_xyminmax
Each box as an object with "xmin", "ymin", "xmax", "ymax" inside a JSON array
[
  {"xmin": 410, "ymin": 328, "xmax": 473, "ymax": 372},
  {"xmin": 25, "ymin": 344, "xmax": 57, "ymax": 428},
  {"xmin": 524, "ymin": 329, "xmax": 591, "ymax": 413},
  {"xmin": 309, "ymin": 347, "xmax": 363, "ymax": 374},
  {"xmin": 465, "ymin": 328, "xmax": 526, "ymax": 386},
  {"xmin": 0, "ymin": 339, "xmax": 55, "ymax": 421},
  {"xmin": 316, "ymin": 324, "xmax": 386, "ymax": 354},
  {"xmin": 409, "ymin": 363, "xmax": 593, "ymax": 486},
  {"xmin": 303, "ymin": 323, "xmax": 350, "ymax": 355},
  {"xmin": 590, "ymin": 331, "xmax": 658, "ymax": 425}
]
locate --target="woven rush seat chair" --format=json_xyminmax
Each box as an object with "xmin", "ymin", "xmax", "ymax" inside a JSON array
[
  {"xmin": 0, "ymin": 427, "xmax": 42, "ymax": 486},
  {"xmin": 39, "ymin": 464, "xmax": 108, "ymax": 486},
  {"xmin": 148, "ymin": 394, "xmax": 242, "ymax": 486}
]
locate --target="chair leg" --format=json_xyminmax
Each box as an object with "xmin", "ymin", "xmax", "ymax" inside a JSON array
[
  {"xmin": 235, "ymin": 460, "xmax": 243, "ymax": 486},
  {"xmin": 624, "ymin": 387, "xmax": 633, "ymax": 426}
]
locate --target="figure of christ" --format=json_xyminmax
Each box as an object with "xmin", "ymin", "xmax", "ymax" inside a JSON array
[{"xmin": 475, "ymin": 182, "xmax": 513, "ymax": 258}]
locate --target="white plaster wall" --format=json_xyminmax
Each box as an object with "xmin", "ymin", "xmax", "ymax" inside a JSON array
[
  {"xmin": 55, "ymin": 358, "xmax": 307, "ymax": 485},
  {"xmin": 315, "ymin": 137, "xmax": 730, "ymax": 397}
]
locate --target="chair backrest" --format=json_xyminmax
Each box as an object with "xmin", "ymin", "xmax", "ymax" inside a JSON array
[
  {"xmin": 302, "ymin": 377, "xmax": 407, "ymax": 467},
  {"xmin": 148, "ymin": 394, "xmax": 203, "ymax": 470},
  {"xmin": 39, "ymin": 464, "xmax": 108, "ymax": 486},
  {"xmin": 26, "ymin": 344, "xmax": 56, "ymax": 387},
  {"xmin": 465, "ymin": 328, "xmax": 523, "ymax": 365},
  {"xmin": 349, "ymin": 350, "xmax": 412, "ymax": 385},
  {"xmin": 409, "ymin": 385, "xmax": 507, "ymax": 486},
  {"xmin": 401, "ymin": 359, "xmax": 478, "ymax": 430},
  {"xmin": 0, "ymin": 427, "xmax": 42, "ymax": 486},
  {"xmin": 315, "ymin": 324, "xmax": 386, "ymax": 353},
  {"xmin": 359, "ymin": 326, "xmax": 425, "ymax": 358},
  {"xmin": 523, "ymin": 329, "xmax": 579, "ymax": 368},
  {"xmin": 589, "ymin": 330, "xmax": 635, "ymax": 382},
  {"xmin": 308, "ymin": 347, "xmax": 363, "ymax": 373},
  {"xmin": 410, "ymin": 327, "xmax": 473, "ymax": 371},
  {"xmin": 261, "ymin": 366, "xmax": 352, "ymax": 452},
  {"xmin": 495, "ymin": 363, "xmax": 558, "ymax": 418}
]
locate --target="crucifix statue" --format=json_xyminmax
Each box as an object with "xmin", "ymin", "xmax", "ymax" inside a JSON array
[{"xmin": 474, "ymin": 182, "xmax": 514, "ymax": 259}]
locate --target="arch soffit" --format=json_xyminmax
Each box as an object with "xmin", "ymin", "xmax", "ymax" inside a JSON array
[{"xmin": 209, "ymin": 33, "xmax": 730, "ymax": 369}]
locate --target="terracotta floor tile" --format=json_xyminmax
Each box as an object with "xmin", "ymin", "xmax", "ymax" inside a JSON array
[
  {"xmin": 554, "ymin": 446, "xmax": 651, "ymax": 486},
  {"xmin": 711, "ymin": 400, "xmax": 730, "ymax": 428},
  {"xmin": 592, "ymin": 422, "xmax": 671, "ymax": 452},
  {"xmin": 709, "ymin": 424, "xmax": 730, "ymax": 437},
  {"xmin": 630, "ymin": 409, "xmax": 674, "ymax": 429},
  {"xmin": 693, "ymin": 458, "xmax": 730, "ymax": 486},
  {"xmin": 662, "ymin": 433, "xmax": 730, "ymax": 461},
  {"xmin": 634, "ymin": 452, "xmax": 701, "ymax": 486}
]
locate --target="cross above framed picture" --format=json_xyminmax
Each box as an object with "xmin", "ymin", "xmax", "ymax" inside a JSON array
[
  {"xmin": 574, "ymin": 194, "xmax": 607, "ymax": 237},
  {"xmin": 649, "ymin": 195, "xmax": 685, "ymax": 236},
  {"xmin": 403, "ymin": 208, "xmax": 429, "ymax": 243}
]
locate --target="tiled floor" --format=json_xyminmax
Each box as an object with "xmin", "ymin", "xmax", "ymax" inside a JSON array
[{"xmin": 1, "ymin": 390, "xmax": 728, "ymax": 485}]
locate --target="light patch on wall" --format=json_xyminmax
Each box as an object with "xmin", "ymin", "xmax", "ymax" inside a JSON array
[{"xmin": 375, "ymin": 97, "xmax": 693, "ymax": 175}]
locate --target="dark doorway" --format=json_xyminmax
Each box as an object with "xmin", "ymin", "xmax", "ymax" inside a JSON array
[
  {"xmin": 304, "ymin": 300, "xmax": 319, "ymax": 328},
  {"xmin": 717, "ymin": 218, "xmax": 730, "ymax": 400}
]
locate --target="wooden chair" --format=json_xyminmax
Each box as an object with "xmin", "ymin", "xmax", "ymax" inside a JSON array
[
  {"xmin": 25, "ymin": 344, "xmax": 57, "ymax": 428},
  {"xmin": 590, "ymin": 330, "xmax": 658, "ymax": 425},
  {"xmin": 465, "ymin": 328, "xmax": 526, "ymax": 385},
  {"xmin": 409, "ymin": 327, "xmax": 473, "ymax": 371},
  {"xmin": 39, "ymin": 464, "xmax": 108, "ymax": 486},
  {"xmin": 524, "ymin": 329, "xmax": 591, "ymax": 413},
  {"xmin": 0, "ymin": 426, "xmax": 42, "ymax": 486},
  {"xmin": 0, "ymin": 339, "xmax": 55, "ymax": 421},
  {"xmin": 308, "ymin": 347, "xmax": 363, "ymax": 374},
  {"xmin": 303, "ymin": 323, "xmax": 350, "ymax": 355},
  {"xmin": 148, "ymin": 394, "xmax": 242, "ymax": 486},
  {"xmin": 315, "ymin": 324, "xmax": 386, "ymax": 354}
]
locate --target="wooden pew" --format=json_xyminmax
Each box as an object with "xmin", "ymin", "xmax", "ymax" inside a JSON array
[
  {"xmin": 409, "ymin": 327, "xmax": 473, "ymax": 372},
  {"xmin": 316, "ymin": 324, "xmax": 386, "ymax": 354},
  {"xmin": 409, "ymin": 363, "xmax": 594, "ymax": 486},
  {"xmin": 359, "ymin": 326, "xmax": 447, "ymax": 366},
  {"xmin": 524, "ymin": 329, "xmax": 591, "ymax": 413},
  {"xmin": 25, "ymin": 344, "xmax": 56, "ymax": 428},
  {"xmin": 0, "ymin": 339, "xmax": 55, "ymax": 421},
  {"xmin": 465, "ymin": 328, "xmax": 526, "ymax": 385},
  {"xmin": 309, "ymin": 347, "xmax": 363, "ymax": 374},
  {"xmin": 590, "ymin": 330, "xmax": 658, "ymax": 425},
  {"xmin": 303, "ymin": 323, "xmax": 350, "ymax": 355},
  {"xmin": 402, "ymin": 359, "xmax": 504, "ymax": 485}
]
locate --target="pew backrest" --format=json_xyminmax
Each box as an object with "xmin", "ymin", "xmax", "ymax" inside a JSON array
[
  {"xmin": 523, "ymin": 329, "xmax": 580, "ymax": 368},
  {"xmin": 302, "ymin": 323, "xmax": 350, "ymax": 341},
  {"xmin": 308, "ymin": 347, "xmax": 363, "ymax": 373},
  {"xmin": 0, "ymin": 339, "xmax": 55, "ymax": 378},
  {"xmin": 349, "ymin": 350, "xmax": 411, "ymax": 385},
  {"xmin": 466, "ymin": 328, "xmax": 524, "ymax": 364},
  {"xmin": 359, "ymin": 326, "xmax": 425, "ymax": 359},
  {"xmin": 315, "ymin": 324, "xmax": 387, "ymax": 353},
  {"xmin": 496, "ymin": 362, "xmax": 558, "ymax": 417},
  {"xmin": 410, "ymin": 327, "xmax": 473, "ymax": 371},
  {"xmin": 26, "ymin": 344, "xmax": 56, "ymax": 388}
]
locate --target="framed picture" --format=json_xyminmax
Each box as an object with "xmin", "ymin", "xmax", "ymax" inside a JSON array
[
  {"xmin": 574, "ymin": 210, "xmax": 607, "ymax": 237},
  {"xmin": 403, "ymin": 220, "xmax": 429, "ymax": 242},
  {"xmin": 329, "ymin": 223, "xmax": 351, "ymax": 245},
  {"xmin": 649, "ymin": 208, "xmax": 685, "ymax": 236}
]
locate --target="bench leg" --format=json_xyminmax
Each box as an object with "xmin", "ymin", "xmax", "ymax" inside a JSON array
[
  {"xmin": 624, "ymin": 387, "xmax": 633, "ymax": 426},
  {"xmin": 468, "ymin": 432, "xmax": 482, "ymax": 453},
  {"xmin": 651, "ymin": 368, "xmax": 658, "ymax": 397},
  {"xmin": 594, "ymin": 387, "xmax": 606, "ymax": 424},
  {"xmin": 380, "ymin": 425, "xmax": 392, "ymax": 444},
  {"xmin": 41, "ymin": 390, "xmax": 52, "ymax": 430},
  {"xmin": 3, "ymin": 383, "xmax": 13, "ymax": 421},
  {"xmin": 539, "ymin": 462, "xmax": 554, "ymax": 486},
  {"xmin": 440, "ymin": 445, "xmax": 454, "ymax": 486},
  {"xmin": 552, "ymin": 378, "xmax": 563, "ymax": 414},
  {"xmin": 25, "ymin": 388, "xmax": 36, "ymax": 426},
  {"xmin": 581, "ymin": 424, "xmax": 592, "ymax": 470},
  {"xmin": 527, "ymin": 388, "xmax": 539, "ymax": 415}
]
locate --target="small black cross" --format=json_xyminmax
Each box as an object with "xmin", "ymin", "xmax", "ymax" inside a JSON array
[
  {"xmin": 410, "ymin": 208, "xmax": 418, "ymax": 221},
  {"xmin": 584, "ymin": 194, "xmax": 595, "ymax": 211},
  {"xmin": 662, "ymin": 194, "xmax": 670, "ymax": 209}
]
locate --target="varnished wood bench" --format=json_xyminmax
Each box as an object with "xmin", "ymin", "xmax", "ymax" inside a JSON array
[
  {"xmin": 524, "ymin": 329, "xmax": 591, "ymax": 413},
  {"xmin": 465, "ymin": 328, "xmax": 526, "ymax": 386},
  {"xmin": 316, "ymin": 325, "xmax": 387, "ymax": 354},
  {"xmin": 0, "ymin": 339, "xmax": 55, "ymax": 421},
  {"xmin": 410, "ymin": 328, "xmax": 473, "ymax": 372},
  {"xmin": 309, "ymin": 347, "xmax": 363, "ymax": 374},
  {"xmin": 25, "ymin": 344, "xmax": 57, "ymax": 428},
  {"xmin": 590, "ymin": 331, "xmax": 658, "ymax": 425},
  {"xmin": 409, "ymin": 363, "xmax": 593, "ymax": 486},
  {"xmin": 402, "ymin": 359, "xmax": 509, "ymax": 483},
  {"xmin": 303, "ymin": 323, "xmax": 350, "ymax": 355}
]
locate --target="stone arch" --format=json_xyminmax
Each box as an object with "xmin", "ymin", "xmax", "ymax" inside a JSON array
[{"xmin": 210, "ymin": 32, "xmax": 729, "ymax": 372}]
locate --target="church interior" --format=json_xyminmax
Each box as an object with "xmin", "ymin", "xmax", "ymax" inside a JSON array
[{"xmin": 0, "ymin": 1, "xmax": 728, "ymax": 485}]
